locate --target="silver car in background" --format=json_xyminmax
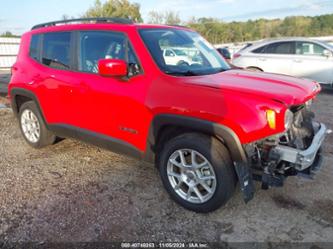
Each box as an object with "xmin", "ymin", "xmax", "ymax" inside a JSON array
[{"xmin": 232, "ymin": 38, "xmax": 333, "ymax": 85}]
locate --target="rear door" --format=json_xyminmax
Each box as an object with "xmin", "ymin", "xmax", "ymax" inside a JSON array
[
  {"xmin": 291, "ymin": 41, "xmax": 333, "ymax": 84},
  {"xmin": 255, "ymin": 41, "xmax": 295, "ymax": 76},
  {"xmin": 36, "ymin": 31, "xmax": 76, "ymax": 124}
]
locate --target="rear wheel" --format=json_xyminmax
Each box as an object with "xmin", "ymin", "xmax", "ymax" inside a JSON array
[
  {"xmin": 19, "ymin": 101, "xmax": 56, "ymax": 148},
  {"xmin": 158, "ymin": 133, "xmax": 237, "ymax": 213}
]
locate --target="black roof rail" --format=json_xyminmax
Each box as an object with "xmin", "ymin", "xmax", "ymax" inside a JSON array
[
  {"xmin": 170, "ymin": 24, "xmax": 188, "ymax": 28},
  {"xmin": 31, "ymin": 17, "xmax": 134, "ymax": 30}
]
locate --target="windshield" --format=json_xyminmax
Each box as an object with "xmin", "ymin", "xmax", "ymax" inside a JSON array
[{"xmin": 139, "ymin": 28, "xmax": 230, "ymax": 76}]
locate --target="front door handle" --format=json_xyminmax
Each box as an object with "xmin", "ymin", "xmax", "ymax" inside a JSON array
[
  {"xmin": 293, "ymin": 59, "xmax": 302, "ymax": 63},
  {"xmin": 258, "ymin": 58, "xmax": 267, "ymax": 61}
]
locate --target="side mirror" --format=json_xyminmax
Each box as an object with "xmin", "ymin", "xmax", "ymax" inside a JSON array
[
  {"xmin": 323, "ymin": 49, "xmax": 332, "ymax": 58},
  {"xmin": 98, "ymin": 59, "xmax": 127, "ymax": 77}
]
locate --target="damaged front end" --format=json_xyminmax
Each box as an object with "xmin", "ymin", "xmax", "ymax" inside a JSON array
[{"xmin": 236, "ymin": 100, "xmax": 331, "ymax": 202}]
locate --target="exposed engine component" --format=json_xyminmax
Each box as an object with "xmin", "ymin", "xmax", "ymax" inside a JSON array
[{"xmin": 248, "ymin": 101, "xmax": 323, "ymax": 189}]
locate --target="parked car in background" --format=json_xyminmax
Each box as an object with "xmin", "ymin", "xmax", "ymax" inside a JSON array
[
  {"xmin": 232, "ymin": 38, "xmax": 333, "ymax": 85},
  {"xmin": 163, "ymin": 48, "xmax": 193, "ymax": 66},
  {"xmin": 216, "ymin": 47, "xmax": 231, "ymax": 63}
]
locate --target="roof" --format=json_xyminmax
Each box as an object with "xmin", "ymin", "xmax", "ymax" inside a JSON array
[
  {"xmin": 31, "ymin": 17, "xmax": 133, "ymax": 30},
  {"xmin": 261, "ymin": 37, "xmax": 324, "ymax": 43}
]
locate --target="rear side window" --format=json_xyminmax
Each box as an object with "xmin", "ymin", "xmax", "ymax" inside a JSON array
[
  {"xmin": 29, "ymin": 34, "xmax": 41, "ymax": 61},
  {"xmin": 265, "ymin": 42, "xmax": 295, "ymax": 54},
  {"xmin": 252, "ymin": 42, "xmax": 295, "ymax": 55},
  {"xmin": 42, "ymin": 32, "xmax": 71, "ymax": 70}
]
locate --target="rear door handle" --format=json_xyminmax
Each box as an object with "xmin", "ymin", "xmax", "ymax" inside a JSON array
[
  {"xmin": 293, "ymin": 59, "xmax": 302, "ymax": 63},
  {"xmin": 258, "ymin": 58, "xmax": 267, "ymax": 61}
]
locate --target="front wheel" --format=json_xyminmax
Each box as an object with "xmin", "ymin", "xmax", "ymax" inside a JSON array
[{"xmin": 158, "ymin": 133, "xmax": 237, "ymax": 213}]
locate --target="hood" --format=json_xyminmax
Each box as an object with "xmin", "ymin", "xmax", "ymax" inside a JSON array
[{"xmin": 184, "ymin": 69, "xmax": 320, "ymax": 106}]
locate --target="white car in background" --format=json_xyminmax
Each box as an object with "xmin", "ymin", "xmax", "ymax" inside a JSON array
[
  {"xmin": 232, "ymin": 38, "xmax": 333, "ymax": 85},
  {"xmin": 163, "ymin": 48, "xmax": 193, "ymax": 66}
]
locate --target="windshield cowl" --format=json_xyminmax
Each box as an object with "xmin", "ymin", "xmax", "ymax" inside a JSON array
[{"xmin": 165, "ymin": 67, "xmax": 228, "ymax": 77}]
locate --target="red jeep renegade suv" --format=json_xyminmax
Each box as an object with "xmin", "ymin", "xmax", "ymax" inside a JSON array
[{"xmin": 9, "ymin": 18, "xmax": 331, "ymax": 212}]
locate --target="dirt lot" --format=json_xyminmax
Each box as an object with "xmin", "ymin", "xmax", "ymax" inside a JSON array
[{"xmin": 0, "ymin": 91, "xmax": 333, "ymax": 246}]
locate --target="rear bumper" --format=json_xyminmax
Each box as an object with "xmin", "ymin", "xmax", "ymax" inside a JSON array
[{"xmin": 273, "ymin": 123, "xmax": 330, "ymax": 171}]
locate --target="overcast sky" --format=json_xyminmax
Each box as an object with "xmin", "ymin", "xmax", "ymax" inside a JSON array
[{"xmin": 1, "ymin": 0, "xmax": 333, "ymax": 35}]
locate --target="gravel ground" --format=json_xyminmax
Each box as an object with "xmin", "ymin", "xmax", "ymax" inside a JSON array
[{"xmin": 0, "ymin": 91, "xmax": 333, "ymax": 246}]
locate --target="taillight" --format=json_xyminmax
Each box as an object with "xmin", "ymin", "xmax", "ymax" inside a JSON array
[{"xmin": 233, "ymin": 53, "xmax": 241, "ymax": 59}]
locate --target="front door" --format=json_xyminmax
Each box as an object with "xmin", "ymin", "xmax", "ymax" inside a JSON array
[
  {"xmin": 291, "ymin": 41, "xmax": 333, "ymax": 84},
  {"xmin": 67, "ymin": 30, "xmax": 149, "ymax": 150}
]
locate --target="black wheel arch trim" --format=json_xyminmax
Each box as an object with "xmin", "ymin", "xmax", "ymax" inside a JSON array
[
  {"xmin": 10, "ymin": 88, "xmax": 46, "ymax": 121},
  {"xmin": 144, "ymin": 114, "xmax": 248, "ymax": 164}
]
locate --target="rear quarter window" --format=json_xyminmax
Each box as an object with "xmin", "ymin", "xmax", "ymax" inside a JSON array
[
  {"xmin": 265, "ymin": 42, "xmax": 295, "ymax": 54},
  {"xmin": 29, "ymin": 34, "xmax": 41, "ymax": 61},
  {"xmin": 252, "ymin": 45, "xmax": 267, "ymax": 54}
]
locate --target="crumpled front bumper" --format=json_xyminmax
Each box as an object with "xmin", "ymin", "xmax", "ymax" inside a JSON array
[{"xmin": 273, "ymin": 123, "xmax": 331, "ymax": 171}]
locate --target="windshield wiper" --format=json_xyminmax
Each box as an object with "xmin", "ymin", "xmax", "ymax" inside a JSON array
[{"xmin": 165, "ymin": 70, "xmax": 199, "ymax": 76}]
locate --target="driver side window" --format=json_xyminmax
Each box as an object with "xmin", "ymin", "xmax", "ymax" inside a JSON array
[
  {"xmin": 78, "ymin": 31, "xmax": 142, "ymax": 76},
  {"xmin": 296, "ymin": 42, "xmax": 325, "ymax": 56}
]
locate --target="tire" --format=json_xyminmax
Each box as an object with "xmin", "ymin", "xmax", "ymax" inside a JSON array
[
  {"xmin": 18, "ymin": 101, "xmax": 56, "ymax": 148},
  {"xmin": 158, "ymin": 133, "xmax": 237, "ymax": 213}
]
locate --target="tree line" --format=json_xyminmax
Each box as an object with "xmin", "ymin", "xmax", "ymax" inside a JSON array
[
  {"xmin": 0, "ymin": 31, "xmax": 20, "ymax": 38},
  {"xmin": 2, "ymin": 0, "xmax": 333, "ymax": 44},
  {"xmin": 186, "ymin": 15, "xmax": 333, "ymax": 44}
]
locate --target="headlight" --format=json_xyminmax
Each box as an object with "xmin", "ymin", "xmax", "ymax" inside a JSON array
[{"xmin": 284, "ymin": 109, "xmax": 294, "ymax": 129}]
